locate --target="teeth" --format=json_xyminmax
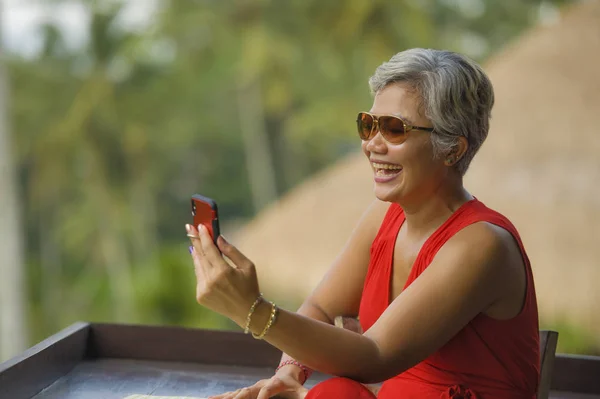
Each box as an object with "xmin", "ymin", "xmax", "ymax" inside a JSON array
[{"xmin": 372, "ymin": 162, "xmax": 402, "ymax": 170}]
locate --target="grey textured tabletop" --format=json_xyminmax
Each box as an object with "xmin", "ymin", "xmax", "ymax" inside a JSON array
[
  {"xmin": 31, "ymin": 358, "xmax": 324, "ymax": 399},
  {"xmin": 30, "ymin": 358, "xmax": 600, "ymax": 399}
]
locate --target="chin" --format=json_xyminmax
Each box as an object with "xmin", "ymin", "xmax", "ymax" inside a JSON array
[{"xmin": 373, "ymin": 184, "xmax": 403, "ymax": 203}]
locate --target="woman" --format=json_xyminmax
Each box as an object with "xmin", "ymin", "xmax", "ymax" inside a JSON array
[{"xmin": 186, "ymin": 48, "xmax": 540, "ymax": 399}]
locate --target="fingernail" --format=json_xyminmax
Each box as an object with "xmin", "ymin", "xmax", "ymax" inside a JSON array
[
  {"xmin": 185, "ymin": 224, "xmax": 191, "ymax": 233},
  {"xmin": 188, "ymin": 246, "xmax": 193, "ymax": 254},
  {"xmin": 197, "ymin": 224, "xmax": 204, "ymax": 232}
]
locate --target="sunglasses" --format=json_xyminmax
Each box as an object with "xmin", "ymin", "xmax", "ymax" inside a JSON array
[{"xmin": 356, "ymin": 112, "xmax": 434, "ymax": 144}]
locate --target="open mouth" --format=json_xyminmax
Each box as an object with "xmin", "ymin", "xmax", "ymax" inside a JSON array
[{"xmin": 372, "ymin": 162, "xmax": 402, "ymax": 177}]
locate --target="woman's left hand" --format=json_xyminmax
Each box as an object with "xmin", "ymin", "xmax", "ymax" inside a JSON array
[{"xmin": 186, "ymin": 224, "xmax": 261, "ymax": 326}]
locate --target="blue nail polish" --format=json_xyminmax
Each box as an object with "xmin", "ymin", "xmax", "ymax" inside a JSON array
[{"xmin": 188, "ymin": 246, "xmax": 193, "ymax": 254}]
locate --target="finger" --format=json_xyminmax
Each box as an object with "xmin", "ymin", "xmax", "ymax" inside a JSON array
[
  {"xmin": 185, "ymin": 224, "xmax": 201, "ymax": 241},
  {"xmin": 190, "ymin": 245, "xmax": 207, "ymax": 284},
  {"xmin": 257, "ymin": 377, "xmax": 286, "ymax": 399},
  {"xmin": 208, "ymin": 380, "xmax": 265, "ymax": 399},
  {"xmin": 217, "ymin": 235, "xmax": 254, "ymax": 272},
  {"xmin": 198, "ymin": 224, "xmax": 224, "ymax": 267},
  {"xmin": 223, "ymin": 390, "xmax": 242, "ymax": 399},
  {"xmin": 208, "ymin": 390, "xmax": 239, "ymax": 399},
  {"xmin": 186, "ymin": 224, "xmax": 206, "ymax": 257},
  {"xmin": 225, "ymin": 390, "xmax": 246, "ymax": 399},
  {"xmin": 186, "ymin": 224, "xmax": 210, "ymax": 274},
  {"xmin": 233, "ymin": 387, "xmax": 252, "ymax": 399}
]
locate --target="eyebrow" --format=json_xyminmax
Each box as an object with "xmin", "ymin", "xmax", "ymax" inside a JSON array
[{"xmin": 391, "ymin": 113, "xmax": 415, "ymax": 125}]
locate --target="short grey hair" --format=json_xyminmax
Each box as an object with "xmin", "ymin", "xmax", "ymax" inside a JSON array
[{"xmin": 368, "ymin": 48, "xmax": 494, "ymax": 176}]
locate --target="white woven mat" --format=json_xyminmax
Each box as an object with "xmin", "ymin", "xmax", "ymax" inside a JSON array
[{"xmin": 124, "ymin": 395, "xmax": 208, "ymax": 399}]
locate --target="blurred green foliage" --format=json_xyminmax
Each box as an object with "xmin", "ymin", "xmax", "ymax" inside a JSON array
[
  {"xmin": 543, "ymin": 319, "xmax": 600, "ymax": 356},
  {"xmin": 8, "ymin": 0, "xmax": 579, "ymax": 345}
]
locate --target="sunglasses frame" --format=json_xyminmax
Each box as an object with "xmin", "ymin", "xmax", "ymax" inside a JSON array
[{"xmin": 356, "ymin": 112, "xmax": 434, "ymax": 144}]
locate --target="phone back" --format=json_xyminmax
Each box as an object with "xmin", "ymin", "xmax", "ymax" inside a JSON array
[{"xmin": 191, "ymin": 194, "xmax": 220, "ymax": 243}]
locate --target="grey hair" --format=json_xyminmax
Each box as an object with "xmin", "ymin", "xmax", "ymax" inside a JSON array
[{"xmin": 368, "ymin": 48, "xmax": 494, "ymax": 176}]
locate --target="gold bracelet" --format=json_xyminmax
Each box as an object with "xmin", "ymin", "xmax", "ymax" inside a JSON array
[
  {"xmin": 253, "ymin": 300, "xmax": 278, "ymax": 340},
  {"xmin": 244, "ymin": 293, "xmax": 263, "ymax": 334}
]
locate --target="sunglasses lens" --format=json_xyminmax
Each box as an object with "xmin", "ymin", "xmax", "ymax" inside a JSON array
[
  {"xmin": 380, "ymin": 116, "xmax": 406, "ymax": 143},
  {"xmin": 357, "ymin": 113, "xmax": 374, "ymax": 140}
]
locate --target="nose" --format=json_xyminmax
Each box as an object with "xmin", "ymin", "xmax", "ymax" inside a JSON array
[{"xmin": 364, "ymin": 130, "xmax": 387, "ymax": 153}]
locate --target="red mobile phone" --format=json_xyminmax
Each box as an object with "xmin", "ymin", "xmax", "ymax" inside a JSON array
[{"xmin": 191, "ymin": 194, "xmax": 220, "ymax": 244}]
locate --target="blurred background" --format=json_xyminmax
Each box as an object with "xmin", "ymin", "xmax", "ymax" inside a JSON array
[{"xmin": 1, "ymin": 0, "xmax": 599, "ymax": 363}]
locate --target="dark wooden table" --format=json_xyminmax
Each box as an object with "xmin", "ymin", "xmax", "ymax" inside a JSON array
[{"xmin": 0, "ymin": 322, "xmax": 598, "ymax": 399}]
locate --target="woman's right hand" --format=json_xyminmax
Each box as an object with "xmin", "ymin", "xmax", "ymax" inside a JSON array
[{"xmin": 208, "ymin": 366, "xmax": 309, "ymax": 399}]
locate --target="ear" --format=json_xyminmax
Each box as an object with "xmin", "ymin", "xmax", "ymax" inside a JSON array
[{"xmin": 444, "ymin": 137, "xmax": 468, "ymax": 166}]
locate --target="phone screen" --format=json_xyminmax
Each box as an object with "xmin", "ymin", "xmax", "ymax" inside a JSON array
[{"xmin": 191, "ymin": 194, "xmax": 220, "ymax": 244}]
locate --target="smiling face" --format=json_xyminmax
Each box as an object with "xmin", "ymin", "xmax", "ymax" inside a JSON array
[{"xmin": 361, "ymin": 82, "xmax": 449, "ymax": 204}]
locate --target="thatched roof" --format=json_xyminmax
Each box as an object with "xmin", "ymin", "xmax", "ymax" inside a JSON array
[
  {"xmin": 236, "ymin": 0, "xmax": 600, "ymax": 339},
  {"xmin": 234, "ymin": 152, "xmax": 373, "ymax": 301}
]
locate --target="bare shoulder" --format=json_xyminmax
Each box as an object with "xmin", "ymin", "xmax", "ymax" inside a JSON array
[
  {"xmin": 336, "ymin": 198, "xmax": 391, "ymax": 261},
  {"xmin": 358, "ymin": 199, "xmax": 392, "ymax": 234},
  {"xmin": 445, "ymin": 221, "xmax": 522, "ymax": 266},
  {"xmin": 439, "ymin": 221, "xmax": 526, "ymax": 317}
]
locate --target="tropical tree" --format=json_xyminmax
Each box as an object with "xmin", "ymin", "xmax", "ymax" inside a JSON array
[{"xmin": 4, "ymin": 0, "xmax": 576, "ymax": 347}]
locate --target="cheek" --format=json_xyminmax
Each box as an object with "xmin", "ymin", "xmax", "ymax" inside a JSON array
[
  {"xmin": 404, "ymin": 143, "xmax": 437, "ymax": 174},
  {"xmin": 361, "ymin": 140, "xmax": 369, "ymax": 155},
  {"xmin": 416, "ymin": 156, "xmax": 447, "ymax": 180}
]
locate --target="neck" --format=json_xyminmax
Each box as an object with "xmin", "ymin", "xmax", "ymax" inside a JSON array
[{"xmin": 397, "ymin": 175, "xmax": 472, "ymax": 237}]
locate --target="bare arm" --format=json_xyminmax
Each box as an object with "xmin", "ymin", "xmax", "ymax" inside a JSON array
[
  {"xmin": 278, "ymin": 200, "xmax": 390, "ymax": 375},
  {"xmin": 242, "ymin": 222, "xmax": 521, "ymax": 383}
]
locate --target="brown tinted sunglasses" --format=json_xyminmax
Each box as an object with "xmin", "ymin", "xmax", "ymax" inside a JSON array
[{"xmin": 356, "ymin": 112, "xmax": 434, "ymax": 144}]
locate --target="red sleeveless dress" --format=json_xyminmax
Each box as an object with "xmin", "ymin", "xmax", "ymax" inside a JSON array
[{"xmin": 306, "ymin": 199, "xmax": 540, "ymax": 399}]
